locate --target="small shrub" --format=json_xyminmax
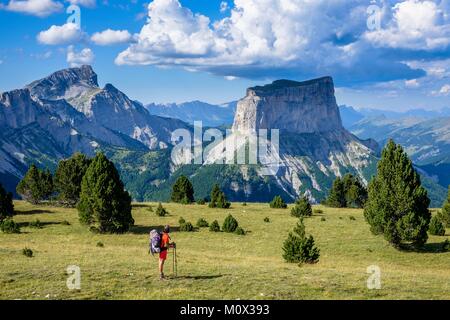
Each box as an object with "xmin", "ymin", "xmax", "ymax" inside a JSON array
[
  {"xmin": 442, "ymin": 239, "xmax": 450, "ymax": 252},
  {"xmin": 349, "ymin": 216, "xmax": 356, "ymax": 221},
  {"xmin": 291, "ymin": 197, "xmax": 312, "ymax": 217},
  {"xmin": 209, "ymin": 220, "xmax": 220, "ymax": 232},
  {"xmin": 196, "ymin": 199, "xmax": 206, "ymax": 205},
  {"xmin": 29, "ymin": 219, "xmax": 43, "ymax": 229},
  {"xmin": 282, "ymin": 218, "xmax": 320, "ymax": 264},
  {"xmin": 22, "ymin": 247, "xmax": 33, "ymax": 258},
  {"xmin": 339, "ymin": 217, "xmax": 343, "ymax": 220},
  {"xmin": 155, "ymin": 203, "xmax": 168, "ymax": 217},
  {"xmin": 321, "ymin": 217, "xmax": 326, "ymax": 222},
  {"xmin": 429, "ymin": 216, "xmax": 446, "ymax": 236},
  {"xmin": 196, "ymin": 218, "xmax": 209, "ymax": 228},
  {"xmin": 0, "ymin": 219, "xmax": 20, "ymax": 234},
  {"xmin": 222, "ymin": 214, "xmax": 238, "ymax": 233},
  {"xmin": 314, "ymin": 209, "xmax": 324, "ymax": 214},
  {"xmin": 181, "ymin": 196, "xmax": 191, "ymax": 205},
  {"xmin": 89, "ymin": 226, "xmax": 100, "ymax": 234},
  {"xmin": 178, "ymin": 217, "xmax": 186, "ymax": 225},
  {"xmin": 264, "ymin": 217, "xmax": 270, "ymax": 223},
  {"xmin": 235, "ymin": 227, "xmax": 246, "ymax": 235},
  {"xmin": 180, "ymin": 222, "xmax": 194, "ymax": 232},
  {"xmin": 269, "ymin": 196, "xmax": 287, "ymax": 209},
  {"xmin": 242, "ymin": 202, "xmax": 247, "ymax": 206},
  {"xmin": 96, "ymin": 241, "xmax": 104, "ymax": 247},
  {"xmin": 61, "ymin": 220, "xmax": 70, "ymax": 226}
]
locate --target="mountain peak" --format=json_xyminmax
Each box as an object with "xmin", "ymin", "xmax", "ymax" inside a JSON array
[
  {"xmin": 233, "ymin": 76, "xmax": 342, "ymax": 134},
  {"xmin": 26, "ymin": 65, "xmax": 99, "ymax": 99},
  {"xmin": 249, "ymin": 76, "xmax": 333, "ymax": 95}
]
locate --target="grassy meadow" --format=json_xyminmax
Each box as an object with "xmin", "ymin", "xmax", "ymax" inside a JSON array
[{"xmin": 0, "ymin": 201, "xmax": 449, "ymax": 300}]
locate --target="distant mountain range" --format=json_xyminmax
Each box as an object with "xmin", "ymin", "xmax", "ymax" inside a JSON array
[
  {"xmin": 0, "ymin": 66, "xmax": 447, "ymax": 206},
  {"xmin": 146, "ymin": 101, "xmax": 237, "ymax": 127}
]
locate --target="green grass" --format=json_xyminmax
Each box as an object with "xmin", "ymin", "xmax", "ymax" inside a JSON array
[{"xmin": 0, "ymin": 201, "xmax": 449, "ymax": 300}]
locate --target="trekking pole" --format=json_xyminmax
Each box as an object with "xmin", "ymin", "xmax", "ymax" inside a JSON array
[{"xmin": 174, "ymin": 245, "xmax": 178, "ymax": 278}]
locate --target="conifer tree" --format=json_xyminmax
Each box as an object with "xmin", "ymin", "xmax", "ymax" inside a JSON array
[
  {"xmin": 441, "ymin": 186, "xmax": 450, "ymax": 227},
  {"xmin": 77, "ymin": 153, "xmax": 134, "ymax": 233},
  {"xmin": 325, "ymin": 177, "xmax": 346, "ymax": 208},
  {"xmin": 269, "ymin": 195, "xmax": 287, "ymax": 209},
  {"xmin": 364, "ymin": 140, "xmax": 431, "ymax": 248},
  {"xmin": 171, "ymin": 175, "xmax": 194, "ymax": 204},
  {"xmin": 291, "ymin": 196, "xmax": 312, "ymax": 217},
  {"xmin": 16, "ymin": 164, "xmax": 53, "ymax": 204},
  {"xmin": 282, "ymin": 218, "xmax": 320, "ymax": 264},
  {"xmin": 209, "ymin": 184, "xmax": 230, "ymax": 209},
  {"xmin": 55, "ymin": 153, "xmax": 91, "ymax": 206},
  {"xmin": 0, "ymin": 183, "xmax": 14, "ymax": 222}
]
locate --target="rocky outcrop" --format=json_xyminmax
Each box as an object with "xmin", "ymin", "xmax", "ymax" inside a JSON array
[
  {"xmin": 232, "ymin": 77, "xmax": 342, "ymax": 134},
  {"xmin": 204, "ymin": 76, "xmax": 379, "ymax": 203}
]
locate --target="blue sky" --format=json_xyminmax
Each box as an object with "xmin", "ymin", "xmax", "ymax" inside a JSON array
[{"xmin": 0, "ymin": 0, "xmax": 449, "ymax": 111}]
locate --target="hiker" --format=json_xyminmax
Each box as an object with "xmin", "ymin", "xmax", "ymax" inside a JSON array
[{"xmin": 159, "ymin": 225, "xmax": 175, "ymax": 280}]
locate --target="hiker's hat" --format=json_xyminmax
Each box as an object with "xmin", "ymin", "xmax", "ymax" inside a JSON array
[{"xmin": 164, "ymin": 225, "xmax": 170, "ymax": 233}]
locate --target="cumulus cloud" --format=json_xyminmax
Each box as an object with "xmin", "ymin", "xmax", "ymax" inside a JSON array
[
  {"xmin": 365, "ymin": 0, "xmax": 450, "ymax": 50},
  {"xmin": 37, "ymin": 23, "xmax": 84, "ymax": 45},
  {"xmin": 66, "ymin": 45, "xmax": 94, "ymax": 67},
  {"xmin": 115, "ymin": 0, "xmax": 448, "ymax": 84},
  {"xmin": 1, "ymin": 0, "xmax": 63, "ymax": 17},
  {"xmin": 431, "ymin": 84, "xmax": 450, "ymax": 96},
  {"xmin": 91, "ymin": 29, "xmax": 132, "ymax": 45},
  {"xmin": 220, "ymin": 1, "xmax": 228, "ymax": 13}
]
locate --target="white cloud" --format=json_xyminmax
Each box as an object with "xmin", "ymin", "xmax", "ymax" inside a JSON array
[
  {"xmin": 220, "ymin": 1, "xmax": 228, "ymax": 13},
  {"xmin": 91, "ymin": 29, "xmax": 132, "ymax": 45},
  {"xmin": 37, "ymin": 23, "xmax": 84, "ymax": 45},
  {"xmin": 432, "ymin": 84, "xmax": 450, "ymax": 96},
  {"xmin": 405, "ymin": 79, "xmax": 420, "ymax": 88},
  {"xmin": 365, "ymin": 0, "xmax": 450, "ymax": 50},
  {"xmin": 1, "ymin": 0, "xmax": 63, "ymax": 17},
  {"xmin": 115, "ymin": 0, "xmax": 443, "ymax": 83},
  {"xmin": 67, "ymin": 45, "xmax": 94, "ymax": 67},
  {"xmin": 66, "ymin": 0, "xmax": 96, "ymax": 8}
]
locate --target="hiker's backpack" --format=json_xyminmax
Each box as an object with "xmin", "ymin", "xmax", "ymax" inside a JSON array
[{"xmin": 149, "ymin": 229, "xmax": 162, "ymax": 255}]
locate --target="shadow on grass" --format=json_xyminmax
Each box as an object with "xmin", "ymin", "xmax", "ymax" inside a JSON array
[
  {"xmin": 400, "ymin": 242, "xmax": 450, "ymax": 253},
  {"xmin": 170, "ymin": 275, "xmax": 223, "ymax": 280},
  {"xmin": 128, "ymin": 225, "xmax": 182, "ymax": 235},
  {"xmin": 17, "ymin": 221, "xmax": 63, "ymax": 228},
  {"xmin": 132, "ymin": 204, "xmax": 150, "ymax": 208},
  {"xmin": 15, "ymin": 209, "xmax": 53, "ymax": 215}
]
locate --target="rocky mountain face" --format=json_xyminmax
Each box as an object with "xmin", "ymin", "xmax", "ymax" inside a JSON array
[
  {"xmin": 233, "ymin": 78, "xmax": 343, "ymax": 134},
  {"xmin": 198, "ymin": 77, "xmax": 380, "ymax": 203},
  {"xmin": 349, "ymin": 114, "xmax": 450, "ymax": 196},
  {"xmin": 0, "ymin": 66, "xmax": 189, "ymax": 193}
]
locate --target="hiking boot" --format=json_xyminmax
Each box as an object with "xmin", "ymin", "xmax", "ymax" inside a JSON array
[{"xmin": 159, "ymin": 273, "xmax": 165, "ymax": 280}]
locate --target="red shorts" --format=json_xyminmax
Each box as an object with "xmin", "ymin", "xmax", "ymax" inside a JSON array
[{"xmin": 159, "ymin": 249, "xmax": 168, "ymax": 260}]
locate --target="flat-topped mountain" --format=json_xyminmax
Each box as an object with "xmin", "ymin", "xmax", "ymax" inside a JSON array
[{"xmin": 233, "ymin": 77, "xmax": 342, "ymax": 134}]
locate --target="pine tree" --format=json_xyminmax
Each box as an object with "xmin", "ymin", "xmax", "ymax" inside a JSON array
[
  {"xmin": 428, "ymin": 216, "xmax": 446, "ymax": 236},
  {"xmin": 364, "ymin": 140, "xmax": 431, "ymax": 248},
  {"xmin": 342, "ymin": 174, "xmax": 367, "ymax": 208},
  {"xmin": 325, "ymin": 177, "xmax": 346, "ymax": 208},
  {"xmin": 441, "ymin": 186, "xmax": 450, "ymax": 227},
  {"xmin": 282, "ymin": 218, "xmax": 320, "ymax": 264},
  {"xmin": 222, "ymin": 214, "xmax": 238, "ymax": 233},
  {"xmin": 269, "ymin": 195, "xmax": 287, "ymax": 209},
  {"xmin": 0, "ymin": 183, "xmax": 14, "ymax": 222},
  {"xmin": 55, "ymin": 153, "xmax": 91, "ymax": 206},
  {"xmin": 209, "ymin": 184, "xmax": 230, "ymax": 209},
  {"xmin": 291, "ymin": 196, "xmax": 312, "ymax": 217},
  {"xmin": 77, "ymin": 152, "xmax": 134, "ymax": 233},
  {"xmin": 155, "ymin": 203, "xmax": 168, "ymax": 217},
  {"xmin": 171, "ymin": 175, "xmax": 194, "ymax": 204},
  {"xmin": 16, "ymin": 164, "xmax": 53, "ymax": 204}
]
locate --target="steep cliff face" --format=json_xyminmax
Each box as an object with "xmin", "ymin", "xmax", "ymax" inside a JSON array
[
  {"xmin": 232, "ymin": 77, "xmax": 342, "ymax": 134},
  {"xmin": 202, "ymin": 77, "xmax": 379, "ymax": 203}
]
